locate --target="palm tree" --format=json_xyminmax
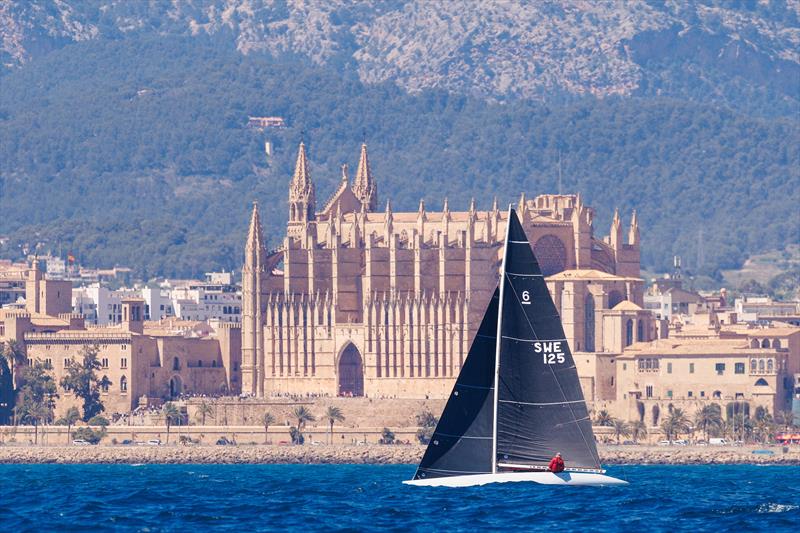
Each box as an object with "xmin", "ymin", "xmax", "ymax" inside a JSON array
[
  {"xmin": 694, "ymin": 404, "xmax": 723, "ymax": 441},
  {"xmin": 612, "ymin": 419, "xmax": 630, "ymax": 444},
  {"xmin": 660, "ymin": 417, "xmax": 677, "ymax": 442},
  {"xmin": 595, "ymin": 410, "xmax": 613, "ymax": 427},
  {"xmin": 325, "ymin": 406, "xmax": 345, "ymax": 444},
  {"xmin": 63, "ymin": 406, "xmax": 80, "ymax": 444},
  {"xmin": 163, "ymin": 402, "xmax": 181, "ymax": 444},
  {"xmin": 667, "ymin": 408, "xmax": 690, "ymax": 440},
  {"xmin": 630, "ymin": 420, "xmax": 647, "ymax": 444},
  {"xmin": 197, "ymin": 401, "xmax": 213, "ymax": 426},
  {"xmin": 262, "ymin": 412, "xmax": 276, "ymax": 444},
  {"xmin": 292, "ymin": 406, "xmax": 315, "ymax": 445}
]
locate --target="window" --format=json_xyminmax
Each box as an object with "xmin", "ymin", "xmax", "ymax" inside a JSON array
[
  {"xmin": 121, "ymin": 344, "xmax": 127, "ymax": 350},
  {"xmin": 101, "ymin": 358, "xmax": 109, "ymax": 368},
  {"xmin": 64, "ymin": 358, "xmax": 70, "ymax": 367},
  {"xmin": 689, "ymin": 363, "xmax": 695, "ymax": 374},
  {"xmin": 758, "ymin": 359, "xmax": 765, "ymax": 373},
  {"xmin": 667, "ymin": 362, "xmax": 672, "ymax": 374},
  {"xmin": 173, "ymin": 357, "xmax": 180, "ymax": 371},
  {"xmin": 625, "ymin": 319, "xmax": 634, "ymax": 346},
  {"xmin": 120, "ymin": 375, "xmax": 127, "ymax": 393},
  {"xmin": 198, "ymin": 360, "xmax": 203, "ymax": 368},
  {"xmin": 715, "ymin": 363, "xmax": 725, "ymax": 375},
  {"xmin": 121, "ymin": 358, "xmax": 127, "ymax": 369},
  {"xmin": 645, "ymin": 385, "xmax": 653, "ymax": 398},
  {"xmin": 233, "ymin": 362, "xmax": 239, "ymax": 371},
  {"xmin": 735, "ymin": 362, "xmax": 745, "ymax": 374},
  {"xmin": 622, "ymin": 363, "xmax": 627, "ymax": 371},
  {"xmin": 713, "ymin": 390, "xmax": 721, "ymax": 399},
  {"xmin": 767, "ymin": 359, "xmax": 774, "ymax": 373},
  {"xmin": 44, "ymin": 358, "xmax": 52, "ymax": 369},
  {"xmin": 667, "ymin": 390, "xmax": 673, "ymax": 398},
  {"xmin": 688, "ymin": 391, "xmax": 693, "ymax": 397},
  {"xmin": 700, "ymin": 391, "xmax": 705, "ymax": 397},
  {"xmin": 751, "ymin": 359, "xmax": 757, "ymax": 373},
  {"xmin": 211, "ymin": 360, "xmax": 217, "ymax": 368},
  {"xmin": 101, "ymin": 377, "xmax": 109, "ymax": 393}
]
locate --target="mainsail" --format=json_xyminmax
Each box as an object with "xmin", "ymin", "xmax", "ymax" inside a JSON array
[
  {"xmin": 495, "ymin": 209, "xmax": 601, "ymax": 471},
  {"xmin": 410, "ymin": 206, "xmax": 601, "ymax": 482}
]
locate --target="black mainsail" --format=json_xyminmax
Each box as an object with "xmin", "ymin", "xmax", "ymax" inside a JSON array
[
  {"xmin": 411, "ymin": 206, "xmax": 601, "ymax": 482},
  {"xmin": 495, "ymin": 208, "xmax": 601, "ymax": 471}
]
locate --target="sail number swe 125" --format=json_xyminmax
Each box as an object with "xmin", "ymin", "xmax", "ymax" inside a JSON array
[{"xmin": 532, "ymin": 341, "xmax": 565, "ymax": 364}]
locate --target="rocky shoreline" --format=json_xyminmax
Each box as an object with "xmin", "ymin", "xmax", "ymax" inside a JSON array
[{"xmin": 1, "ymin": 444, "xmax": 799, "ymax": 466}]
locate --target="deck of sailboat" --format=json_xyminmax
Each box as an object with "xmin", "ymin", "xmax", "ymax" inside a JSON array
[{"xmin": 403, "ymin": 471, "xmax": 628, "ymax": 487}]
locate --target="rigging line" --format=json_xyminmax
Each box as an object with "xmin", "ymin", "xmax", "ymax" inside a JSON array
[{"xmin": 504, "ymin": 271, "xmax": 602, "ymax": 468}]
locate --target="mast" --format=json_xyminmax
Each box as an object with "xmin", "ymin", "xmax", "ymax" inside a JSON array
[{"xmin": 492, "ymin": 204, "xmax": 512, "ymax": 473}]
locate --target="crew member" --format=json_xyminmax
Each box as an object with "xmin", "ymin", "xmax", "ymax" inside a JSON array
[{"xmin": 548, "ymin": 452, "xmax": 565, "ymax": 473}]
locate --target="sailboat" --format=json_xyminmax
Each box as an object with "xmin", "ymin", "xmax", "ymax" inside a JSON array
[{"xmin": 405, "ymin": 207, "xmax": 626, "ymax": 487}]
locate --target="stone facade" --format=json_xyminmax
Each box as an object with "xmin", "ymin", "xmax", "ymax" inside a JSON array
[
  {"xmin": 242, "ymin": 142, "xmax": 643, "ymax": 399},
  {"xmin": 0, "ymin": 269, "xmax": 242, "ymax": 419}
]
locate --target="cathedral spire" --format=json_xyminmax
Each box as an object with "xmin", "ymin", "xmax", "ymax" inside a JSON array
[
  {"xmin": 353, "ymin": 143, "xmax": 378, "ymax": 211},
  {"xmin": 289, "ymin": 142, "xmax": 316, "ymax": 222},
  {"xmin": 610, "ymin": 208, "xmax": 623, "ymax": 250},
  {"xmin": 628, "ymin": 210, "xmax": 640, "ymax": 246},
  {"xmin": 245, "ymin": 201, "xmax": 265, "ymax": 265}
]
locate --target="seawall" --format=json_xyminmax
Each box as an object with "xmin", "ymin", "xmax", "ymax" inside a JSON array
[{"xmin": 1, "ymin": 444, "xmax": 799, "ymax": 465}]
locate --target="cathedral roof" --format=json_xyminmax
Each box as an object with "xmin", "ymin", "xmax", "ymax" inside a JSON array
[{"xmin": 547, "ymin": 269, "xmax": 637, "ymax": 282}]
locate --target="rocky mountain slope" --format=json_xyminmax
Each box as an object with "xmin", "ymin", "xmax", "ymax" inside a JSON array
[{"xmin": 2, "ymin": 0, "xmax": 798, "ymax": 112}]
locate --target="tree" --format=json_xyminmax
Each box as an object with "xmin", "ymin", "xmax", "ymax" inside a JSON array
[
  {"xmin": 694, "ymin": 404, "xmax": 723, "ymax": 441},
  {"xmin": 415, "ymin": 410, "xmax": 438, "ymax": 444},
  {"xmin": 381, "ymin": 427, "xmax": 396, "ymax": 445},
  {"xmin": 60, "ymin": 345, "xmax": 111, "ymax": 422},
  {"xmin": 630, "ymin": 420, "xmax": 647, "ymax": 444},
  {"xmin": 163, "ymin": 402, "xmax": 181, "ymax": 444},
  {"xmin": 595, "ymin": 410, "xmax": 613, "ymax": 427},
  {"xmin": 55, "ymin": 406, "xmax": 81, "ymax": 444},
  {"xmin": 291, "ymin": 406, "xmax": 315, "ymax": 445},
  {"xmin": 662, "ymin": 408, "xmax": 690, "ymax": 442},
  {"xmin": 612, "ymin": 419, "xmax": 630, "ymax": 444},
  {"xmin": 324, "ymin": 406, "xmax": 345, "ymax": 444},
  {"xmin": 262, "ymin": 412, "xmax": 276, "ymax": 444},
  {"xmin": 14, "ymin": 361, "xmax": 58, "ymax": 444},
  {"xmin": 197, "ymin": 401, "xmax": 214, "ymax": 426}
]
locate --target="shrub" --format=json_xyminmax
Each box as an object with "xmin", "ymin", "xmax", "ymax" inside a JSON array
[
  {"xmin": 380, "ymin": 427, "xmax": 395, "ymax": 445},
  {"xmin": 73, "ymin": 426, "xmax": 106, "ymax": 444},
  {"xmin": 87, "ymin": 415, "xmax": 110, "ymax": 427}
]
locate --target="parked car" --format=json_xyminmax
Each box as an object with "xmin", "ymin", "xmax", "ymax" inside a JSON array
[
  {"xmin": 146, "ymin": 439, "xmax": 161, "ymax": 446},
  {"xmin": 709, "ymin": 438, "xmax": 729, "ymax": 446},
  {"xmin": 216, "ymin": 437, "xmax": 232, "ymax": 446},
  {"xmin": 673, "ymin": 439, "xmax": 688, "ymax": 446},
  {"xmin": 72, "ymin": 439, "xmax": 92, "ymax": 446},
  {"xmin": 657, "ymin": 440, "xmax": 672, "ymax": 446}
]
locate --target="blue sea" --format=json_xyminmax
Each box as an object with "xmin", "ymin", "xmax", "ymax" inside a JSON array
[{"xmin": 0, "ymin": 464, "xmax": 798, "ymax": 531}]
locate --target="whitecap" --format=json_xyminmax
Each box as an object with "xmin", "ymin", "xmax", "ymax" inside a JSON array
[{"xmin": 757, "ymin": 503, "xmax": 798, "ymax": 513}]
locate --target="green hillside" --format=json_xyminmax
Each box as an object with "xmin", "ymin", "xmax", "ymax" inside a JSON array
[{"xmin": 0, "ymin": 35, "xmax": 797, "ymax": 279}]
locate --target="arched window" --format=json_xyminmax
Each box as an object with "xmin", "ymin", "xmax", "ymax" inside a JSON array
[
  {"xmin": 713, "ymin": 390, "xmax": 721, "ymax": 399},
  {"xmin": 772, "ymin": 339, "xmax": 781, "ymax": 349},
  {"xmin": 637, "ymin": 320, "xmax": 644, "ymax": 342},
  {"xmin": 625, "ymin": 319, "xmax": 634, "ymax": 346},
  {"xmin": 761, "ymin": 339, "xmax": 770, "ymax": 348},
  {"xmin": 101, "ymin": 376, "xmax": 109, "ymax": 393},
  {"xmin": 750, "ymin": 339, "xmax": 759, "ymax": 348},
  {"xmin": 754, "ymin": 378, "xmax": 769, "ymax": 386},
  {"xmin": 120, "ymin": 375, "xmax": 127, "ymax": 392},
  {"xmin": 584, "ymin": 294, "xmax": 595, "ymax": 352},
  {"xmin": 212, "ymin": 360, "xmax": 217, "ymax": 368},
  {"xmin": 758, "ymin": 359, "xmax": 765, "ymax": 373},
  {"xmin": 767, "ymin": 359, "xmax": 774, "ymax": 373},
  {"xmin": 173, "ymin": 357, "xmax": 180, "ymax": 371},
  {"xmin": 750, "ymin": 359, "xmax": 757, "ymax": 373}
]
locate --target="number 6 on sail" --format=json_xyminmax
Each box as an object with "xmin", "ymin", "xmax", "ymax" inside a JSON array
[{"xmin": 404, "ymin": 206, "xmax": 627, "ymax": 487}]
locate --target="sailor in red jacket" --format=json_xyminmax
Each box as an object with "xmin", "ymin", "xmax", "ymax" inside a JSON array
[{"xmin": 548, "ymin": 452, "xmax": 565, "ymax": 473}]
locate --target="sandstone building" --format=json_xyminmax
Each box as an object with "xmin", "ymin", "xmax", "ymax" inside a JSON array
[
  {"xmin": 242, "ymin": 142, "xmax": 646, "ymax": 399},
  {"xmin": 0, "ymin": 267, "xmax": 241, "ymax": 420}
]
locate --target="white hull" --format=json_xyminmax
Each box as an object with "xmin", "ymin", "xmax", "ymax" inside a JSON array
[{"xmin": 404, "ymin": 471, "xmax": 627, "ymax": 487}]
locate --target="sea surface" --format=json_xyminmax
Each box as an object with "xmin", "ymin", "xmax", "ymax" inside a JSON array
[{"xmin": 0, "ymin": 464, "xmax": 798, "ymax": 532}]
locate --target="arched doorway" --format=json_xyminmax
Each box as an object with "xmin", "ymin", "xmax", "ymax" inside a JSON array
[
  {"xmin": 338, "ymin": 344, "xmax": 364, "ymax": 397},
  {"xmin": 169, "ymin": 375, "xmax": 183, "ymax": 399}
]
